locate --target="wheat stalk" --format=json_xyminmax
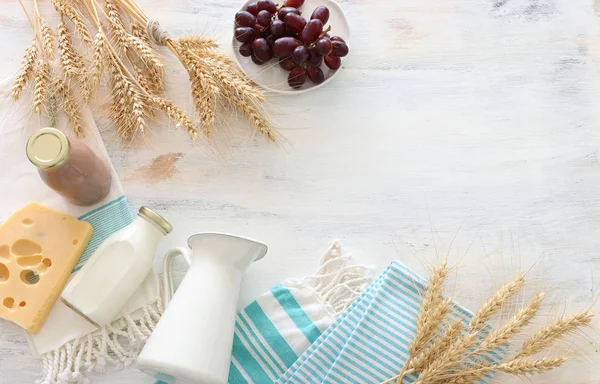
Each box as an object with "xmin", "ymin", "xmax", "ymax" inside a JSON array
[
  {"xmin": 396, "ymin": 263, "xmax": 451, "ymax": 383},
  {"xmin": 108, "ymin": 59, "xmax": 148, "ymax": 139},
  {"xmin": 40, "ymin": 19, "xmax": 56, "ymax": 60},
  {"xmin": 57, "ymin": 19, "xmax": 83, "ymax": 78},
  {"xmin": 131, "ymin": 22, "xmax": 151, "ymax": 46},
  {"xmin": 52, "ymin": 0, "xmax": 92, "ymax": 44},
  {"xmin": 178, "ymin": 35, "xmax": 219, "ymax": 52},
  {"xmin": 468, "ymin": 275, "xmax": 526, "ymax": 331},
  {"xmin": 410, "ymin": 320, "xmax": 463, "ymax": 372},
  {"xmin": 476, "ymin": 293, "xmax": 545, "ymax": 353},
  {"xmin": 128, "ymin": 34, "xmax": 164, "ymax": 73},
  {"xmin": 105, "ymin": 0, "xmax": 129, "ymax": 53},
  {"xmin": 498, "ymin": 357, "xmax": 567, "ymax": 375},
  {"xmin": 202, "ymin": 51, "xmax": 265, "ymax": 103},
  {"xmin": 151, "ymin": 96, "xmax": 198, "ymax": 139},
  {"xmin": 33, "ymin": 60, "xmax": 49, "ymax": 115},
  {"xmin": 11, "ymin": 40, "xmax": 38, "ymax": 100},
  {"xmin": 516, "ymin": 310, "xmax": 594, "ymax": 358},
  {"xmin": 177, "ymin": 45, "xmax": 219, "ymax": 136},
  {"xmin": 59, "ymin": 82, "xmax": 84, "ymax": 136},
  {"xmin": 84, "ymin": 29, "xmax": 106, "ymax": 102}
]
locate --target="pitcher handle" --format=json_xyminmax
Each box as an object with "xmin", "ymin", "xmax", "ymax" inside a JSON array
[{"xmin": 162, "ymin": 247, "xmax": 192, "ymax": 306}]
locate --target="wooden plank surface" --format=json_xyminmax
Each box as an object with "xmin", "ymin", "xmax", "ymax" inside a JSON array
[{"xmin": 1, "ymin": 0, "xmax": 600, "ymax": 382}]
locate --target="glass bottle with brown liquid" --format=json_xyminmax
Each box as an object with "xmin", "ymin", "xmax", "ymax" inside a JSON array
[{"xmin": 26, "ymin": 128, "xmax": 112, "ymax": 206}]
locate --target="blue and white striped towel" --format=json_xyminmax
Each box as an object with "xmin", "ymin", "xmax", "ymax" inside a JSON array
[
  {"xmin": 276, "ymin": 261, "xmax": 506, "ymax": 384},
  {"xmin": 226, "ymin": 243, "xmax": 372, "ymax": 384}
]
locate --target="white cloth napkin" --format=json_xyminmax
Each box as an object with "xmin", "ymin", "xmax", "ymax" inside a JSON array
[{"xmin": 0, "ymin": 79, "xmax": 162, "ymax": 383}]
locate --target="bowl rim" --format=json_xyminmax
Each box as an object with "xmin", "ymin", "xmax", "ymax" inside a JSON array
[{"xmin": 231, "ymin": 0, "xmax": 350, "ymax": 95}]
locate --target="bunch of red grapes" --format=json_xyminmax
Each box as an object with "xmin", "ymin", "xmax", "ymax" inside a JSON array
[{"xmin": 234, "ymin": 0, "xmax": 349, "ymax": 89}]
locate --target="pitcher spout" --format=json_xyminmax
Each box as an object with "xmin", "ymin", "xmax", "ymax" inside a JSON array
[{"xmin": 187, "ymin": 232, "xmax": 267, "ymax": 270}]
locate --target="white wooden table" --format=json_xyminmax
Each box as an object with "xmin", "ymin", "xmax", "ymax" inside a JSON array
[{"xmin": 2, "ymin": 0, "xmax": 600, "ymax": 382}]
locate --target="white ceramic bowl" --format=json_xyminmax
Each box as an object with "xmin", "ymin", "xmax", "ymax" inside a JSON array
[{"xmin": 232, "ymin": 0, "xmax": 350, "ymax": 94}]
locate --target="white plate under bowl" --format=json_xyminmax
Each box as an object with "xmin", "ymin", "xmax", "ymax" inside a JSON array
[{"xmin": 232, "ymin": 0, "xmax": 350, "ymax": 94}]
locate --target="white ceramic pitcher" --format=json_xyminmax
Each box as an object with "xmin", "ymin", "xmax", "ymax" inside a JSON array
[{"xmin": 137, "ymin": 233, "xmax": 267, "ymax": 384}]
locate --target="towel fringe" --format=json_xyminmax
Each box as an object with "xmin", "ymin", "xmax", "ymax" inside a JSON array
[
  {"xmin": 299, "ymin": 242, "xmax": 372, "ymax": 316},
  {"xmin": 36, "ymin": 300, "xmax": 163, "ymax": 384}
]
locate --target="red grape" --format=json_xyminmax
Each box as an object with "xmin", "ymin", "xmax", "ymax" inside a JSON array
[
  {"xmin": 239, "ymin": 42, "xmax": 253, "ymax": 57},
  {"xmin": 257, "ymin": 0, "xmax": 277, "ymax": 13},
  {"xmin": 288, "ymin": 67, "xmax": 307, "ymax": 88},
  {"xmin": 284, "ymin": 0, "xmax": 304, "ymax": 7},
  {"xmin": 284, "ymin": 13, "xmax": 307, "ymax": 34},
  {"xmin": 331, "ymin": 40, "xmax": 349, "ymax": 57},
  {"xmin": 300, "ymin": 19, "xmax": 323, "ymax": 43},
  {"xmin": 278, "ymin": 7, "xmax": 301, "ymax": 21},
  {"xmin": 234, "ymin": 27, "xmax": 257, "ymax": 43},
  {"xmin": 324, "ymin": 55, "xmax": 341, "ymax": 69},
  {"xmin": 279, "ymin": 56, "xmax": 295, "ymax": 71},
  {"xmin": 314, "ymin": 36, "xmax": 332, "ymax": 56},
  {"xmin": 311, "ymin": 6, "xmax": 330, "ymax": 24},
  {"xmin": 246, "ymin": 2, "xmax": 259, "ymax": 16},
  {"xmin": 252, "ymin": 38, "xmax": 273, "ymax": 62},
  {"xmin": 273, "ymin": 37, "xmax": 302, "ymax": 57},
  {"xmin": 331, "ymin": 36, "xmax": 345, "ymax": 43},
  {"xmin": 307, "ymin": 67, "xmax": 325, "ymax": 84},
  {"xmin": 257, "ymin": 10, "xmax": 273, "ymax": 27},
  {"xmin": 270, "ymin": 20, "xmax": 286, "ymax": 38},
  {"xmin": 252, "ymin": 55, "xmax": 266, "ymax": 65},
  {"xmin": 266, "ymin": 35, "xmax": 275, "ymax": 48},
  {"xmin": 307, "ymin": 53, "xmax": 323, "ymax": 67},
  {"xmin": 292, "ymin": 45, "xmax": 309, "ymax": 63},
  {"xmin": 235, "ymin": 11, "xmax": 257, "ymax": 27}
]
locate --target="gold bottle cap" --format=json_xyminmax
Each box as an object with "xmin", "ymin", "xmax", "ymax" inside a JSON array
[
  {"xmin": 138, "ymin": 206, "xmax": 173, "ymax": 234},
  {"xmin": 26, "ymin": 127, "xmax": 71, "ymax": 169}
]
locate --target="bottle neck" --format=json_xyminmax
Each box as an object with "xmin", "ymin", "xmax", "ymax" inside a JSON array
[{"xmin": 135, "ymin": 215, "xmax": 167, "ymax": 240}]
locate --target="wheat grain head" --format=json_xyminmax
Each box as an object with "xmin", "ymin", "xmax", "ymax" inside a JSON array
[{"xmin": 11, "ymin": 40, "xmax": 38, "ymax": 100}]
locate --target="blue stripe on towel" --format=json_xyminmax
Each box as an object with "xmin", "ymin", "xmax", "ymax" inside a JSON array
[
  {"xmin": 271, "ymin": 284, "xmax": 322, "ymax": 344},
  {"xmin": 74, "ymin": 195, "xmax": 133, "ymax": 272},
  {"xmin": 244, "ymin": 301, "xmax": 299, "ymax": 367}
]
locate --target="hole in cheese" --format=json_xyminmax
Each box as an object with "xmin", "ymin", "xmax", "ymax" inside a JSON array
[
  {"xmin": 20, "ymin": 270, "xmax": 40, "ymax": 285},
  {"xmin": 3, "ymin": 297, "xmax": 14, "ymax": 308},
  {"xmin": 0, "ymin": 263, "xmax": 9, "ymax": 282},
  {"xmin": 19, "ymin": 301, "xmax": 26, "ymax": 307},
  {"xmin": 72, "ymin": 239, "xmax": 78, "ymax": 245},
  {"xmin": 42, "ymin": 258, "xmax": 52, "ymax": 267},
  {"xmin": 17, "ymin": 255, "xmax": 42, "ymax": 267},
  {"xmin": 12, "ymin": 239, "xmax": 42, "ymax": 256},
  {"xmin": 0, "ymin": 245, "xmax": 10, "ymax": 261},
  {"xmin": 22, "ymin": 219, "xmax": 33, "ymax": 226}
]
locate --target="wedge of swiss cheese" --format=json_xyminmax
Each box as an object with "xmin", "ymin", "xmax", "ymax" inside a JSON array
[{"xmin": 0, "ymin": 202, "xmax": 93, "ymax": 333}]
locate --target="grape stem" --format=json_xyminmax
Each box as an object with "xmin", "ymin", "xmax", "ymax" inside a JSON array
[{"xmin": 309, "ymin": 25, "xmax": 331, "ymax": 48}]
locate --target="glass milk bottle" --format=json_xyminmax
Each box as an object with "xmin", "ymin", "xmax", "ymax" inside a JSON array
[
  {"xmin": 26, "ymin": 127, "xmax": 112, "ymax": 206},
  {"xmin": 61, "ymin": 206, "xmax": 172, "ymax": 326}
]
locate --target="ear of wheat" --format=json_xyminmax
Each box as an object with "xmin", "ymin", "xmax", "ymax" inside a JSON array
[
  {"xmin": 381, "ymin": 265, "xmax": 594, "ymax": 384},
  {"xmin": 13, "ymin": 0, "xmax": 277, "ymax": 147}
]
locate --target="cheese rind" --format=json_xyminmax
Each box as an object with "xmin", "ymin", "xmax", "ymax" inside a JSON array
[{"xmin": 0, "ymin": 202, "xmax": 93, "ymax": 333}]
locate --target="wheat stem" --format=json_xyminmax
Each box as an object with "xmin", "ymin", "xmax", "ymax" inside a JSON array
[
  {"xmin": 39, "ymin": 19, "xmax": 56, "ymax": 60},
  {"xmin": 11, "ymin": 40, "xmax": 38, "ymax": 100},
  {"xmin": 52, "ymin": 0, "xmax": 92, "ymax": 44},
  {"xmin": 57, "ymin": 18, "xmax": 83, "ymax": 78},
  {"xmin": 516, "ymin": 310, "xmax": 594, "ymax": 358},
  {"xmin": 60, "ymin": 82, "xmax": 85, "ymax": 136},
  {"xmin": 476, "ymin": 293, "xmax": 545, "ymax": 354},
  {"xmin": 105, "ymin": 0, "xmax": 129, "ymax": 53},
  {"xmin": 410, "ymin": 320, "xmax": 463, "ymax": 372},
  {"xmin": 468, "ymin": 275, "xmax": 526, "ymax": 331},
  {"xmin": 33, "ymin": 60, "xmax": 49, "ymax": 115},
  {"xmin": 497, "ymin": 357, "xmax": 567, "ymax": 375},
  {"xmin": 398, "ymin": 263, "xmax": 450, "ymax": 383}
]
